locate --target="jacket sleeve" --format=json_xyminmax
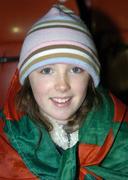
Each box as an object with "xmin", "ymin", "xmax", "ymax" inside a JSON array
[{"xmin": 86, "ymin": 94, "xmax": 128, "ymax": 180}]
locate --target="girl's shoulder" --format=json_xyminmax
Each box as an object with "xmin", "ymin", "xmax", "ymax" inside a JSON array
[{"xmin": 97, "ymin": 86, "xmax": 128, "ymax": 123}]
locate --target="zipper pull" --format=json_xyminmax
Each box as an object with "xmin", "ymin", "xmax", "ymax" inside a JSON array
[{"xmin": 67, "ymin": 133, "xmax": 71, "ymax": 148}]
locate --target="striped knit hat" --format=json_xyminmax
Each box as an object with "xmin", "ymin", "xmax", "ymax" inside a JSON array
[{"xmin": 18, "ymin": 4, "xmax": 100, "ymax": 86}]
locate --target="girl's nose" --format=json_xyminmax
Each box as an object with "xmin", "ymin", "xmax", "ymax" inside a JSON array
[{"xmin": 55, "ymin": 74, "xmax": 70, "ymax": 92}]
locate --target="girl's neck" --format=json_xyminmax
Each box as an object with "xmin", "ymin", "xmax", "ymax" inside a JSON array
[
  {"xmin": 41, "ymin": 112, "xmax": 79, "ymax": 150},
  {"xmin": 42, "ymin": 112, "xmax": 69, "ymax": 125}
]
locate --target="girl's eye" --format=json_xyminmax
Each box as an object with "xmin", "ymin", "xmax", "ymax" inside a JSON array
[
  {"xmin": 40, "ymin": 67, "xmax": 53, "ymax": 74},
  {"xmin": 71, "ymin": 66, "xmax": 83, "ymax": 73}
]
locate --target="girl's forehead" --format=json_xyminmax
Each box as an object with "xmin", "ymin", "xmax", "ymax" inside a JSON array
[{"xmin": 38, "ymin": 63, "xmax": 83, "ymax": 68}]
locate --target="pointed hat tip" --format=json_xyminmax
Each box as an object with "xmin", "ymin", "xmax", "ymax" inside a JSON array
[{"xmin": 58, "ymin": 0, "xmax": 68, "ymax": 3}]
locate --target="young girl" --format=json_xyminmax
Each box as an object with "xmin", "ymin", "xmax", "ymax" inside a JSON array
[{"xmin": 0, "ymin": 2, "xmax": 128, "ymax": 180}]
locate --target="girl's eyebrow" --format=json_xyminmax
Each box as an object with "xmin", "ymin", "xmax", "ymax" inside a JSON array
[{"xmin": 40, "ymin": 64, "xmax": 54, "ymax": 68}]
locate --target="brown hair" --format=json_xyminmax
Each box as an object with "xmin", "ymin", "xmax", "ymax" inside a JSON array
[{"xmin": 15, "ymin": 78, "xmax": 101, "ymax": 133}]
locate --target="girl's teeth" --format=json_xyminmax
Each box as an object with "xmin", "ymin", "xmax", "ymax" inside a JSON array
[{"xmin": 52, "ymin": 98, "xmax": 70, "ymax": 103}]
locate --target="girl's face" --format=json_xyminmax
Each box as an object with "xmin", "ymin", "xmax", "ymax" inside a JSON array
[{"xmin": 29, "ymin": 63, "xmax": 90, "ymax": 123}]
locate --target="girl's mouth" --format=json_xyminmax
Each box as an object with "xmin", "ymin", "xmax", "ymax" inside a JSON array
[{"xmin": 50, "ymin": 97, "xmax": 72, "ymax": 107}]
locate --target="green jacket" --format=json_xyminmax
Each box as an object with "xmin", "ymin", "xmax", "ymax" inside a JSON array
[{"xmin": 0, "ymin": 89, "xmax": 128, "ymax": 180}]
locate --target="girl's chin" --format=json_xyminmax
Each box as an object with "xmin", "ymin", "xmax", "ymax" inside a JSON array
[{"xmin": 40, "ymin": 111, "xmax": 71, "ymax": 125}]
